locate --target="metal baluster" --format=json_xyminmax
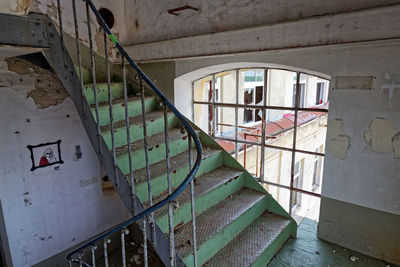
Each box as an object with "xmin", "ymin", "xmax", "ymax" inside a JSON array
[
  {"xmin": 56, "ymin": 0, "xmax": 64, "ymax": 50},
  {"xmin": 103, "ymin": 239, "xmax": 111, "ymax": 267},
  {"xmin": 142, "ymin": 219, "xmax": 149, "ymax": 267},
  {"xmin": 121, "ymin": 228, "xmax": 129, "ymax": 267},
  {"xmin": 164, "ymin": 103, "xmax": 175, "ymax": 266},
  {"xmin": 68, "ymin": 259, "xmax": 72, "ymax": 267},
  {"xmin": 188, "ymin": 136, "xmax": 198, "ymax": 267},
  {"xmin": 104, "ymin": 31, "xmax": 118, "ymax": 187},
  {"xmin": 139, "ymin": 77, "xmax": 156, "ymax": 244},
  {"xmin": 86, "ymin": 2, "xmax": 102, "ymax": 157},
  {"xmin": 78, "ymin": 252, "xmax": 83, "ymax": 267},
  {"xmin": 72, "ymin": 0, "xmax": 85, "ymax": 118},
  {"xmin": 234, "ymin": 69, "xmax": 239, "ymax": 160},
  {"xmin": 91, "ymin": 246, "xmax": 97, "ymax": 267},
  {"xmin": 122, "ymin": 56, "xmax": 136, "ymax": 213}
]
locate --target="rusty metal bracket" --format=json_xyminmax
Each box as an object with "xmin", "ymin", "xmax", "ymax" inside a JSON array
[{"xmin": 168, "ymin": 5, "xmax": 199, "ymax": 16}]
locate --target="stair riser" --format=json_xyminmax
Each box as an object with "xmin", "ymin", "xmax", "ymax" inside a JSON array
[
  {"xmin": 157, "ymin": 173, "xmax": 246, "ymax": 233},
  {"xmin": 117, "ymin": 136, "xmax": 194, "ymax": 173},
  {"xmin": 84, "ymin": 83, "xmax": 135, "ymax": 105},
  {"xmin": 92, "ymin": 97, "xmax": 157, "ymax": 126},
  {"xmin": 184, "ymin": 197, "xmax": 268, "ymax": 267},
  {"xmin": 134, "ymin": 152, "xmax": 224, "ymax": 203},
  {"xmin": 102, "ymin": 115, "xmax": 178, "ymax": 148},
  {"xmin": 252, "ymin": 222, "xmax": 295, "ymax": 267}
]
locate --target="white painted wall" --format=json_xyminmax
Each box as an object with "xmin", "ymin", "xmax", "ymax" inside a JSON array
[
  {"xmin": 0, "ymin": 62, "xmax": 130, "ymax": 266},
  {"xmin": 174, "ymin": 39, "xmax": 400, "ymax": 216}
]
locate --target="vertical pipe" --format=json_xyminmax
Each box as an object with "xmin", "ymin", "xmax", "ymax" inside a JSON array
[
  {"xmin": 142, "ymin": 219, "xmax": 149, "ymax": 267},
  {"xmin": 56, "ymin": 0, "xmax": 64, "ymax": 50},
  {"xmin": 122, "ymin": 57, "xmax": 136, "ymax": 213},
  {"xmin": 188, "ymin": 136, "xmax": 198, "ymax": 267},
  {"xmin": 139, "ymin": 77, "xmax": 156, "ymax": 244},
  {"xmin": 260, "ymin": 68, "xmax": 268, "ymax": 182},
  {"xmin": 91, "ymin": 246, "xmax": 97, "ymax": 267},
  {"xmin": 103, "ymin": 239, "xmax": 110, "ymax": 267},
  {"xmin": 86, "ymin": 2, "xmax": 102, "ymax": 157},
  {"xmin": 104, "ymin": 32, "xmax": 118, "ymax": 187},
  {"xmin": 211, "ymin": 74, "xmax": 216, "ymax": 138},
  {"xmin": 289, "ymin": 72, "xmax": 301, "ymax": 215},
  {"xmin": 164, "ymin": 104, "xmax": 175, "ymax": 266},
  {"xmin": 121, "ymin": 229, "xmax": 129, "ymax": 267},
  {"xmin": 235, "ymin": 69, "xmax": 239, "ymax": 160},
  {"xmin": 72, "ymin": 0, "xmax": 85, "ymax": 118},
  {"xmin": 68, "ymin": 260, "xmax": 72, "ymax": 267},
  {"xmin": 191, "ymin": 81, "xmax": 195, "ymax": 122}
]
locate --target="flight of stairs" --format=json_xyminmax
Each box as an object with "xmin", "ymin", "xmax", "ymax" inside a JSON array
[{"xmin": 82, "ymin": 78, "xmax": 297, "ymax": 266}]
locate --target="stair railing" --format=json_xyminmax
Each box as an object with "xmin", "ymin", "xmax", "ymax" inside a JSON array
[{"xmin": 58, "ymin": 0, "xmax": 202, "ymax": 266}]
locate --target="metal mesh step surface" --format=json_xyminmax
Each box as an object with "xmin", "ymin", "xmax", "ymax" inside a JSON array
[
  {"xmin": 91, "ymin": 95, "xmax": 142, "ymax": 108},
  {"xmin": 128, "ymin": 147, "xmax": 221, "ymax": 184},
  {"xmin": 115, "ymin": 128, "xmax": 187, "ymax": 157},
  {"xmin": 149, "ymin": 167, "xmax": 243, "ymax": 218},
  {"xmin": 100, "ymin": 110, "xmax": 170, "ymax": 132},
  {"xmin": 175, "ymin": 188, "xmax": 265, "ymax": 258},
  {"xmin": 203, "ymin": 212, "xmax": 291, "ymax": 267}
]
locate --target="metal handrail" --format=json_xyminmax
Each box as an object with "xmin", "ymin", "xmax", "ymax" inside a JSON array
[{"xmin": 66, "ymin": 0, "xmax": 202, "ymax": 263}]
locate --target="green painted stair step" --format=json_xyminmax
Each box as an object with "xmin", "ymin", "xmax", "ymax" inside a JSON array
[
  {"xmin": 84, "ymin": 82, "xmax": 136, "ymax": 105},
  {"xmin": 100, "ymin": 111, "xmax": 178, "ymax": 148},
  {"xmin": 175, "ymin": 188, "xmax": 267, "ymax": 266},
  {"xmin": 203, "ymin": 212, "xmax": 292, "ymax": 267},
  {"xmin": 116, "ymin": 128, "xmax": 198, "ymax": 173},
  {"xmin": 151, "ymin": 167, "xmax": 245, "ymax": 233},
  {"xmin": 91, "ymin": 96, "xmax": 157, "ymax": 126},
  {"xmin": 130, "ymin": 147, "xmax": 223, "ymax": 203}
]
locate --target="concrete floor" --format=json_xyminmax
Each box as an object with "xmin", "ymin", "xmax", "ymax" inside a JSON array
[{"xmin": 269, "ymin": 218, "xmax": 392, "ymax": 267}]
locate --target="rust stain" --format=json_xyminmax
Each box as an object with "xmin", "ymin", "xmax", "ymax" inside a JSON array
[{"xmin": 5, "ymin": 58, "xmax": 68, "ymax": 109}]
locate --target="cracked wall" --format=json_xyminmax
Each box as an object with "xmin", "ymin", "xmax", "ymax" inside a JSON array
[
  {"xmin": 5, "ymin": 57, "xmax": 68, "ymax": 109},
  {"xmin": 363, "ymin": 117, "xmax": 400, "ymax": 158}
]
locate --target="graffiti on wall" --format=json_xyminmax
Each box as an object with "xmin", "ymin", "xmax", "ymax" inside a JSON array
[{"xmin": 27, "ymin": 140, "xmax": 64, "ymax": 171}]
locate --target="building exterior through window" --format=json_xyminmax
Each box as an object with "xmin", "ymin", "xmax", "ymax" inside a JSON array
[{"xmin": 193, "ymin": 68, "xmax": 329, "ymax": 223}]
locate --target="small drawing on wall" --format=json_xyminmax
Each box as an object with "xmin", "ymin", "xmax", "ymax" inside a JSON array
[{"xmin": 27, "ymin": 140, "xmax": 64, "ymax": 171}]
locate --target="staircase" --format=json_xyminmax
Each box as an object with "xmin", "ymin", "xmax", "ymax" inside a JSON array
[
  {"xmin": 0, "ymin": 1, "xmax": 297, "ymax": 266},
  {"xmin": 79, "ymin": 78, "xmax": 297, "ymax": 266}
]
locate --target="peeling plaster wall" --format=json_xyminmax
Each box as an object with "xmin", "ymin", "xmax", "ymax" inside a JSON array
[
  {"xmin": 0, "ymin": 58, "xmax": 130, "ymax": 266},
  {"xmin": 174, "ymin": 39, "xmax": 400, "ymax": 263},
  {"xmin": 0, "ymin": 0, "xmax": 32, "ymax": 16}
]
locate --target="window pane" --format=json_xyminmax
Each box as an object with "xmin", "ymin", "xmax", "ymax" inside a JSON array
[
  {"xmin": 193, "ymin": 104, "xmax": 210, "ymax": 134},
  {"xmin": 239, "ymin": 69, "xmax": 265, "ymax": 105},
  {"xmin": 295, "ymin": 110, "xmax": 328, "ymax": 153},
  {"xmin": 263, "ymin": 147, "xmax": 292, "ymax": 186},
  {"xmin": 215, "ymin": 106, "xmax": 235, "ymax": 138},
  {"xmin": 298, "ymin": 73, "xmax": 330, "ymax": 109},
  {"xmin": 267, "ymin": 69, "xmax": 297, "ymax": 108},
  {"xmin": 292, "ymin": 192, "xmax": 321, "ymax": 224},
  {"xmin": 193, "ymin": 75, "xmax": 212, "ymax": 102},
  {"xmin": 215, "ymin": 70, "xmax": 236, "ymax": 104},
  {"xmin": 264, "ymin": 108, "xmax": 294, "ymax": 149},
  {"xmin": 294, "ymin": 151, "xmax": 324, "ymax": 195},
  {"xmin": 237, "ymin": 141, "xmax": 261, "ymax": 177},
  {"xmin": 238, "ymin": 107, "xmax": 262, "ymax": 144}
]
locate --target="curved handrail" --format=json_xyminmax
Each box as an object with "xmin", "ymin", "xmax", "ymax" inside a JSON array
[{"xmin": 67, "ymin": 0, "xmax": 202, "ymax": 261}]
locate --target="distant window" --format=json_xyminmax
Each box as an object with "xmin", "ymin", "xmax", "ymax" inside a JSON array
[
  {"xmin": 291, "ymin": 161, "xmax": 303, "ymax": 209},
  {"xmin": 243, "ymin": 86, "xmax": 264, "ymax": 123},
  {"xmin": 312, "ymin": 146, "xmax": 323, "ymax": 189},
  {"xmin": 316, "ymin": 82, "xmax": 325, "ymax": 105},
  {"xmin": 293, "ymin": 83, "xmax": 305, "ymax": 108}
]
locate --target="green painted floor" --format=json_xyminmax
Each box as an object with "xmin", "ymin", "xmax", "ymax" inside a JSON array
[{"xmin": 269, "ymin": 218, "xmax": 391, "ymax": 267}]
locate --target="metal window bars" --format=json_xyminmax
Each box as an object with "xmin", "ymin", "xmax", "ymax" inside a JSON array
[
  {"xmin": 59, "ymin": 0, "xmax": 202, "ymax": 266},
  {"xmin": 192, "ymin": 68, "xmax": 329, "ymax": 214}
]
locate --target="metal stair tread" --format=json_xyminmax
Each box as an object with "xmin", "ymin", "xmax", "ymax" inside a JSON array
[
  {"xmin": 175, "ymin": 188, "xmax": 265, "ymax": 258},
  {"xmin": 127, "ymin": 147, "xmax": 221, "ymax": 184},
  {"xmin": 203, "ymin": 212, "xmax": 291, "ymax": 267},
  {"xmin": 115, "ymin": 128, "xmax": 188, "ymax": 157},
  {"xmin": 100, "ymin": 110, "xmax": 170, "ymax": 132},
  {"xmin": 149, "ymin": 167, "xmax": 243, "ymax": 219},
  {"xmin": 90, "ymin": 95, "xmax": 143, "ymax": 108}
]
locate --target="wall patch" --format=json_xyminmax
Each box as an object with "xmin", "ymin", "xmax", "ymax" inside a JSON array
[
  {"xmin": 27, "ymin": 140, "xmax": 64, "ymax": 171},
  {"xmin": 327, "ymin": 119, "xmax": 351, "ymax": 160}
]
